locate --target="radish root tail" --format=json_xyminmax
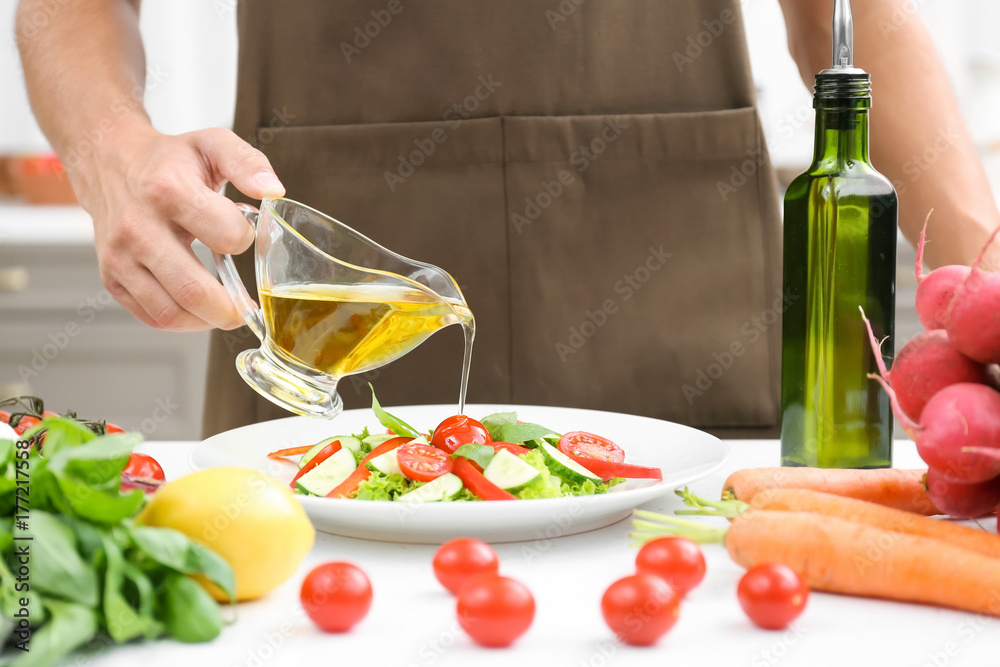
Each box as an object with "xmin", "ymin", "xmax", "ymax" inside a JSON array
[
  {"xmin": 915, "ymin": 209, "xmax": 933, "ymax": 283},
  {"xmin": 859, "ymin": 306, "xmax": 891, "ymax": 378}
]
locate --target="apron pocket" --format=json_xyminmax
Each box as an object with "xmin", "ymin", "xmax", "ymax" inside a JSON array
[{"xmin": 503, "ymin": 107, "xmax": 781, "ymax": 427}]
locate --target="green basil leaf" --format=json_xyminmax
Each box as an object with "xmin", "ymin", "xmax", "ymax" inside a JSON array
[
  {"xmin": 46, "ymin": 433, "xmax": 142, "ymax": 487},
  {"xmin": 157, "ymin": 573, "xmax": 222, "ymax": 643},
  {"xmin": 498, "ymin": 422, "xmax": 558, "ymax": 444},
  {"xmin": 9, "ymin": 599, "xmax": 98, "ymax": 667},
  {"xmin": 0, "ymin": 438, "xmax": 14, "ymax": 468},
  {"xmin": 131, "ymin": 527, "xmax": 236, "ymax": 602},
  {"xmin": 370, "ymin": 384, "xmax": 419, "ymax": 438},
  {"xmin": 121, "ymin": 560, "xmax": 158, "ymax": 623},
  {"xmin": 479, "ymin": 412, "xmax": 518, "ymax": 442},
  {"xmin": 52, "ymin": 475, "xmax": 144, "ymax": 524},
  {"xmin": 28, "ymin": 416, "xmax": 96, "ymax": 459},
  {"xmin": 26, "ymin": 511, "xmax": 98, "ymax": 606},
  {"xmin": 97, "ymin": 530, "xmax": 161, "ymax": 643},
  {"xmin": 451, "ymin": 443, "xmax": 495, "ymax": 470}
]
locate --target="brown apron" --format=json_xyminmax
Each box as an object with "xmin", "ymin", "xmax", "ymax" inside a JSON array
[{"xmin": 202, "ymin": 0, "xmax": 783, "ymax": 439}]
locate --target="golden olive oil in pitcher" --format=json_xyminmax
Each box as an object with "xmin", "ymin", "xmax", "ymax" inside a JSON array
[{"xmin": 261, "ymin": 283, "xmax": 473, "ymax": 379}]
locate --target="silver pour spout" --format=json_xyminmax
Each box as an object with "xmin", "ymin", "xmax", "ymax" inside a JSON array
[{"xmin": 833, "ymin": 0, "xmax": 853, "ymax": 68}]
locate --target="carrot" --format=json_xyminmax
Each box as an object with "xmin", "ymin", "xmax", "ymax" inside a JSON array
[
  {"xmin": 721, "ymin": 467, "xmax": 939, "ymax": 515},
  {"xmin": 631, "ymin": 510, "xmax": 1000, "ymax": 618},
  {"xmin": 267, "ymin": 445, "xmax": 314, "ymax": 459},
  {"xmin": 678, "ymin": 487, "xmax": 1000, "ymax": 559}
]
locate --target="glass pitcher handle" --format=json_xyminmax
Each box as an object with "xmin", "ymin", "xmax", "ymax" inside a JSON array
[{"xmin": 213, "ymin": 203, "xmax": 266, "ymax": 340}]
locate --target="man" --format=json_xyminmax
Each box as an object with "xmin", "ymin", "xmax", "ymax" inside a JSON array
[{"xmin": 17, "ymin": 1, "xmax": 1000, "ymax": 439}]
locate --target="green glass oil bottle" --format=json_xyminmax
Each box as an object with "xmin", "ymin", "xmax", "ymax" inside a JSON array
[{"xmin": 780, "ymin": 3, "xmax": 897, "ymax": 469}]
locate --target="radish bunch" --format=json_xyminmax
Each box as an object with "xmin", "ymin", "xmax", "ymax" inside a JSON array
[{"xmin": 864, "ymin": 215, "xmax": 1000, "ymax": 521}]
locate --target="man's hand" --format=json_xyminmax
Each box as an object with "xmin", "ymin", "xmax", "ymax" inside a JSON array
[
  {"xmin": 16, "ymin": 0, "xmax": 286, "ymax": 332},
  {"xmin": 77, "ymin": 124, "xmax": 284, "ymax": 332}
]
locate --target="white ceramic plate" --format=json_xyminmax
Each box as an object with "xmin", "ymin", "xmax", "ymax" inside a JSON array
[{"xmin": 190, "ymin": 404, "xmax": 730, "ymax": 544}]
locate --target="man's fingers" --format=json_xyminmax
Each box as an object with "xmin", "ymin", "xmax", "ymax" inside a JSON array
[
  {"xmin": 102, "ymin": 277, "xmax": 159, "ymax": 329},
  {"xmin": 144, "ymin": 236, "xmax": 246, "ymax": 331},
  {"xmin": 193, "ymin": 128, "xmax": 285, "ymax": 200},
  {"xmin": 178, "ymin": 184, "xmax": 256, "ymax": 255},
  {"xmin": 108, "ymin": 260, "xmax": 213, "ymax": 332}
]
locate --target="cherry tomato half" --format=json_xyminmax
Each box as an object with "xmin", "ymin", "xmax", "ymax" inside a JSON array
[
  {"xmin": 301, "ymin": 562, "xmax": 373, "ymax": 633},
  {"xmin": 121, "ymin": 453, "xmax": 166, "ymax": 492},
  {"xmin": 431, "ymin": 415, "xmax": 492, "ymax": 455},
  {"xmin": 635, "ymin": 537, "xmax": 706, "ymax": 595},
  {"xmin": 558, "ymin": 431, "xmax": 625, "ymax": 463},
  {"xmin": 601, "ymin": 573, "xmax": 680, "ymax": 646},
  {"xmin": 737, "ymin": 564, "xmax": 809, "ymax": 630},
  {"xmin": 457, "ymin": 575, "xmax": 534, "ymax": 647},
  {"xmin": 433, "ymin": 538, "xmax": 500, "ymax": 595},
  {"xmin": 397, "ymin": 443, "xmax": 454, "ymax": 482},
  {"xmin": 493, "ymin": 442, "xmax": 531, "ymax": 457},
  {"xmin": 105, "ymin": 423, "xmax": 126, "ymax": 435}
]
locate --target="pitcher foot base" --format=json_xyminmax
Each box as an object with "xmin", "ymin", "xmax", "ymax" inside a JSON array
[{"xmin": 236, "ymin": 349, "xmax": 343, "ymax": 419}]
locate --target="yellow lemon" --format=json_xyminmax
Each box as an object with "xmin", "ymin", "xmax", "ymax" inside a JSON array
[{"xmin": 138, "ymin": 467, "xmax": 314, "ymax": 601}]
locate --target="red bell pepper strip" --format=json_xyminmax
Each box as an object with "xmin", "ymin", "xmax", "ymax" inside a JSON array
[
  {"xmin": 267, "ymin": 445, "xmax": 314, "ymax": 459},
  {"xmin": 453, "ymin": 458, "xmax": 517, "ymax": 501},
  {"xmin": 564, "ymin": 452, "xmax": 663, "ymax": 483},
  {"xmin": 326, "ymin": 436, "xmax": 412, "ymax": 498},
  {"xmin": 289, "ymin": 440, "xmax": 342, "ymax": 489}
]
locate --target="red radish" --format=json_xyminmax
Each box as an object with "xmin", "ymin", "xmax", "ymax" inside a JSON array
[
  {"xmin": 944, "ymin": 224, "xmax": 1000, "ymax": 364},
  {"xmin": 924, "ymin": 468, "xmax": 1000, "ymax": 519},
  {"xmin": 861, "ymin": 308, "xmax": 990, "ymax": 420},
  {"xmin": 914, "ymin": 212, "xmax": 971, "ymax": 331},
  {"xmin": 871, "ymin": 375, "xmax": 1000, "ymax": 483}
]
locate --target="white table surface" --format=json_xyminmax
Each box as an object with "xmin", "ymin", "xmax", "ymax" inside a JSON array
[{"xmin": 78, "ymin": 439, "xmax": 1000, "ymax": 667}]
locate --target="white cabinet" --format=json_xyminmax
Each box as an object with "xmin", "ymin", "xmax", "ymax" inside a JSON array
[{"xmin": 0, "ymin": 206, "xmax": 210, "ymax": 440}]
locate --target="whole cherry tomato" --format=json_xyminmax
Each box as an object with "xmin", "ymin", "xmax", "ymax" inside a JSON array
[
  {"xmin": 431, "ymin": 415, "xmax": 491, "ymax": 455},
  {"xmin": 737, "ymin": 564, "xmax": 809, "ymax": 630}
]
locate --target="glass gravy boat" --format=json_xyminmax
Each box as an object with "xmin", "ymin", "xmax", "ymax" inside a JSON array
[{"xmin": 214, "ymin": 197, "xmax": 473, "ymax": 419}]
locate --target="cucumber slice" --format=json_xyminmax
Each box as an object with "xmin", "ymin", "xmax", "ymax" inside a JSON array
[
  {"xmin": 483, "ymin": 449, "xmax": 541, "ymax": 492},
  {"xmin": 362, "ymin": 433, "xmax": 397, "ymax": 449},
  {"xmin": 397, "ymin": 473, "xmax": 464, "ymax": 503},
  {"xmin": 539, "ymin": 442, "xmax": 601, "ymax": 484},
  {"xmin": 367, "ymin": 448, "xmax": 402, "ymax": 476},
  {"xmin": 295, "ymin": 448, "xmax": 358, "ymax": 496},
  {"xmin": 298, "ymin": 436, "xmax": 361, "ymax": 468}
]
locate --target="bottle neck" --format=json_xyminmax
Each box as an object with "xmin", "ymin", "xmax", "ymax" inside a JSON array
[
  {"xmin": 813, "ymin": 108, "xmax": 870, "ymax": 165},
  {"xmin": 811, "ymin": 69, "xmax": 872, "ymax": 166}
]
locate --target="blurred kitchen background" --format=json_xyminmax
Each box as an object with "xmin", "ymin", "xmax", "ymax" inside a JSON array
[{"xmin": 2, "ymin": 1, "xmax": 999, "ymax": 439}]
